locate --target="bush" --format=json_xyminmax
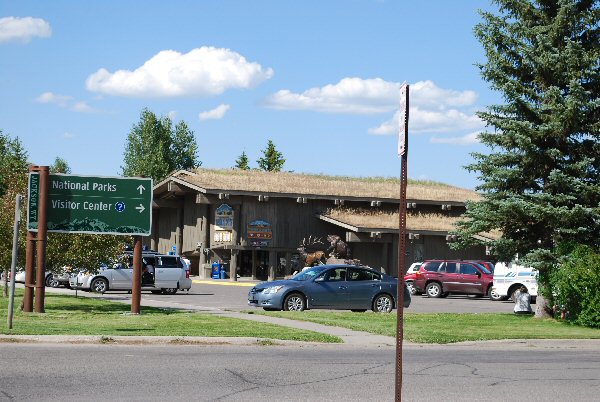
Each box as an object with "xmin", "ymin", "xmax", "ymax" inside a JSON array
[{"xmin": 550, "ymin": 246, "xmax": 600, "ymax": 328}]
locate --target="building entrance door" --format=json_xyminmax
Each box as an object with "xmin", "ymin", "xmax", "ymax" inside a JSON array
[{"xmin": 240, "ymin": 250, "xmax": 270, "ymax": 280}]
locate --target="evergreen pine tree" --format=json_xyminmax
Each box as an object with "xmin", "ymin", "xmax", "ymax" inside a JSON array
[
  {"xmin": 234, "ymin": 151, "xmax": 250, "ymax": 170},
  {"xmin": 257, "ymin": 140, "xmax": 285, "ymax": 172},
  {"xmin": 452, "ymin": 1, "xmax": 600, "ymax": 311}
]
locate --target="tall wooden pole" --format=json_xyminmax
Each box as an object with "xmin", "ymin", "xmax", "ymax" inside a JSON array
[
  {"xmin": 131, "ymin": 237, "xmax": 142, "ymax": 314},
  {"xmin": 34, "ymin": 166, "xmax": 49, "ymax": 313},
  {"xmin": 395, "ymin": 83, "xmax": 409, "ymax": 401}
]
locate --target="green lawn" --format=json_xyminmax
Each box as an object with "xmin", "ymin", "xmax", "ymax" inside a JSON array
[
  {"xmin": 255, "ymin": 310, "xmax": 600, "ymax": 344},
  {"xmin": 0, "ymin": 290, "xmax": 341, "ymax": 343}
]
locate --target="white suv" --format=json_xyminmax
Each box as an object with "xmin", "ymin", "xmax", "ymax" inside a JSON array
[{"xmin": 70, "ymin": 252, "xmax": 192, "ymax": 294}]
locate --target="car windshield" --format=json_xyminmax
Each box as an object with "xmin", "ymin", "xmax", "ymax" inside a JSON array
[{"xmin": 291, "ymin": 266, "xmax": 327, "ymax": 281}]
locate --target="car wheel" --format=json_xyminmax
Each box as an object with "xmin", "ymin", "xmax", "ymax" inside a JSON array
[
  {"xmin": 91, "ymin": 278, "xmax": 108, "ymax": 294},
  {"xmin": 351, "ymin": 309, "xmax": 367, "ymax": 313},
  {"xmin": 45, "ymin": 275, "xmax": 59, "ymax": 288},
  {"xmin": 162, "ymin": 288, "xmax": 177, "ymax": 295},
  {"xmin": 489, "ymin": 287, "xmax": 506, "ymax": 301},
  {"xmin": 283, "ymin": 293, "xmax": 306, "ymax": 311},
  {"xmin": 425, "ymin": 282, "xmax": 443, "ymax": 298},
  {"xmin": 406, "ymin": 281, "xmax": 418, "ymax": 295},
  {"xmin": 372, "ymin": 294, "xmax": 394, "ymax": 313}
]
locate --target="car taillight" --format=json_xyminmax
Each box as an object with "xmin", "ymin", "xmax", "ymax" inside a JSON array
[{"xmin": 185, "ymin": 270, "xmax": 190, "ymax": 279}]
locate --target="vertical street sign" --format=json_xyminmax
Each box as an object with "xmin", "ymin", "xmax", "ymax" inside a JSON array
[
  {"xmin": 396, "ymin": 83, "xmax": 410, "ymax": 401},
  {"xmin": 28, "ymin": 174, "xmax": 153, "ymax": 236},
  {"xmin": 398, "ymin": 83, "xmax": 409, "ymax": 157}
]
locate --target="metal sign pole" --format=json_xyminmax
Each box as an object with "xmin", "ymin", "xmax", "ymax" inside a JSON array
[
  {"xmin": 395, "ymin": 83, "xmax": 409, "ymax": 401},
  {"xmin": 8, "ymin": 195, "xmax": 22, "ymax": 329},
  {"xmin": 131, "ymin": 237, "xmax": 142, "ymax": 314}
]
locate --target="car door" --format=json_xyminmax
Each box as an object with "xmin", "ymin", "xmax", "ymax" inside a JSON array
[
  {"xmin": 441, "ymin": 262, "xmax": 461, "ymax": 292},
  {"xmin": 110, "ymin": 259, "xmax": 133, "ymax": 289},
  {"xmin": 307, "ymin": 267, "xmax": 348, "ymax": 308},
  {"xmin": 345, "ymin": 267, "xmax": 380, "ymax": 309},
  {"xmin": 154, "ymin": 256, "xmax": 182, "ymax": 289},
  {"xmin": 458, "ymin": 263, "xmax": 483, "ymax": 294}
]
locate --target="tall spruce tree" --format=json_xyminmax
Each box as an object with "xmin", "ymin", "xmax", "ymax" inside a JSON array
[
  {"xmin": 453, "ymin": 1, "xmax": 600, "ymax": 314},
  {"xmin": 234, "ymin": 151, "xmax": 250, "ymax": 170},
  {"xmin": 122, "ymin": 109, "xmax": 200, "ymax": 181},
  {"xmin": 257, "ymin": 140, "xmax": 285, "ymax": 172}
]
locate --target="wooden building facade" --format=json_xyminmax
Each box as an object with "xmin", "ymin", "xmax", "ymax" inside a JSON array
[{"xmin": 150, "ymin": 169, "xmax": 491, "ymax": 281}]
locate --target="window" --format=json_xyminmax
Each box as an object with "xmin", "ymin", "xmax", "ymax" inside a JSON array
[
  {"xmin": 324, "ymin": 268, "xmax": 346, "ymax": 281},
  {"xmin": 445, "ymin": 262, "xmax": 457, "ymax": 274},
  {"xmin": 157, "ymin": 256, "xmax": 183, "ymax": 268},
  {"xmin": 423, "ymin": 261, "xmax": 442, "ymax": 272},
  {"xmin": 348, "ymin": 268, "xmax": 374, "ymax": 281},
  {"xmin": 460, "ymin": 263, "xmax": 478, "ymax": 275}
]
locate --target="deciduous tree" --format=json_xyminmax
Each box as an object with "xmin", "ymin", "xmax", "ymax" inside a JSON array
[{"xmin": 122, "ymin": 109, "xmax": 200, "ymax": 181}]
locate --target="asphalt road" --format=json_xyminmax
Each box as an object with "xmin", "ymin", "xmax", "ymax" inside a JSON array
[
  {"xmin": 1, "ymin": 342, "xmax": 598, "ymax": 402},
  {"xmin": 46, "ymin": 278, "xmax": 519, "ymax": 314}
]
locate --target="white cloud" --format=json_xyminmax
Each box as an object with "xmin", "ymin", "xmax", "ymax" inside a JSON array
[
  {"xmin": 167, "ymin": 110, "xmax": 177, "ymax": 120},
  {"xmin": 86, "ymin": 47, "xmax": 274, "ymax": 98},
  {"xmin": 0, "ymin": 17, "xmax": 51, "ymax": 43},
  {"xmin": 369, "ymin": 106, "xmax": 484, "ymax": 135},
  {"xmin": 35, "ymin": 92, "xmax": 97, "ymax": 113},
  {"xmin": 62, "ymin": 132, "xmax": 75, "ymax": 139},
  {"xmin": 199, "ymin": 104, "xmax": 230, "ymax": 120},
  {"xmin": 35, "ymin": 92, "xmax": 72, "ymax": 107},
  {"xmin": 71, "ymin": 101, "xmax": 95, "ymax": 113},
  {"xmin": 430, "ymin": 132, "xmax": 481, "ymax": 145},
  {"xmin": 265, "ymin": 78, "xmax": 478, "ymax": 115}
]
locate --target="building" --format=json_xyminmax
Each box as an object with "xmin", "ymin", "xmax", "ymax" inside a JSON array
[{"xmin": 150, "ymin": 168, "xmax": 491, "ymax": 280}]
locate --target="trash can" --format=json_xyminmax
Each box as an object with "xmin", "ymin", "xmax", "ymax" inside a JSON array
[{"xmin": 211, "ymin": 261, "xmax": 221, "ymax": 279}]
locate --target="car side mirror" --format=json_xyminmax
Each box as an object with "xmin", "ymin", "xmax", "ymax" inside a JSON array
[{"xmin": 476, "ymin": 271, "xmax": 481, "ymax": 278}]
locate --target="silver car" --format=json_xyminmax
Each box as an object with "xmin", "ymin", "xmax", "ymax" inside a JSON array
[{"xmin": 70, "ymin": 253, "xmax": 192, "ymax": 295}]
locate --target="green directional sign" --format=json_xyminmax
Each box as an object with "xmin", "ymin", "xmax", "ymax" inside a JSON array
[{"xmin": 28, "ymin": 173, "xmax": 153, "ymax": 236}]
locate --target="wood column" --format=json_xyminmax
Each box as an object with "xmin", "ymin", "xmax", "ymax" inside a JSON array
[{"xmin": 268, "ymin": 250, "xmax": 276, "ymax": 281}]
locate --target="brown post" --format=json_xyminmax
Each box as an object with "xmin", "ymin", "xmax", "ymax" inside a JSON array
[
  {"xmin": 131, "ymin": 237, "xmax": 142, "ymax": 314},
  {"xmin": 34, "ymin": 166, "xmax": 49, "ymax": 313},
  {"xmin": 23, "ymin": 232, "xmax": 36, "ymax": 312},
  {"xmin": 395, "ymin": 83, "xmax": 409, "ymax": 401}
]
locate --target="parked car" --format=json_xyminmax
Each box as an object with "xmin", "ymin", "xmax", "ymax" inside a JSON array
[
  {"xmin": 248, "ymin": 264, "xmax": 411, "ymax": 313},
  {"xmin": 404, "ymin": 262, "xmax": 422, "ymax": 295},
  {"xmin": 70, "ymin": 252, "xmax": 192, "ymax": 294},
  {"xmin": 13, "ymin": 270, "xmax": 54, "ymax": 287},
  {"xmin": 412, "ymin": 260, "xmax": 494, "ymax": 298},
  {"xmin": 490, "ymin": 262, "xmax": 538, "ymax": 303}
]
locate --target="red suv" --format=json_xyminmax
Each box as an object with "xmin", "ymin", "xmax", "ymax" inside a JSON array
[{"xmin": 412, "ymin": 260, "xmax": 493, "ymax": 298}]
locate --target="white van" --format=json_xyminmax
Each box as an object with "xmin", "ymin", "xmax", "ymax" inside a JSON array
[
  {"xmin": 490, "ymin": 262, "xmax": 538, "ymax": 302},
  {"xmin": 69, "ymin": 252, "xmax": 192, "ymax": 295}
]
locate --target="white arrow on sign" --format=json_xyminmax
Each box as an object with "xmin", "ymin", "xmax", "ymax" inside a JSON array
[
  {"xmin": 137, "ymin": 185, "xmax": 145, "ymax": 194},
  {"xmin": 135, "ymin": 204, "xmax": 145, "ymax": 213}
]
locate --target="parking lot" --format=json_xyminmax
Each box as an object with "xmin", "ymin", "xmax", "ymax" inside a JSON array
[{"xmin": 44, "ymin": 277, "xmax": 518, "ymax": 314}]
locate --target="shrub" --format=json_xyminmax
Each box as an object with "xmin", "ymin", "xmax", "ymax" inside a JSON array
[{"xmin": 550, "ymin": 246, "xmax": 600, "ymax": 328}]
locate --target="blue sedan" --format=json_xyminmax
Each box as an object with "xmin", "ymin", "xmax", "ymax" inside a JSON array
[{"xmin": 247, "ymin": 264, "xmax": 411, "ymax": 313}]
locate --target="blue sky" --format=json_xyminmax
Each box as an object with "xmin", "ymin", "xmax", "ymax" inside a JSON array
[{"xmin": 0, "ymin": 0, "xmax": 499, "ymax": 190}]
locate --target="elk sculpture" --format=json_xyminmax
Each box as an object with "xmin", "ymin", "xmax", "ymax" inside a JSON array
[{"xmin": 297, "ymin": 236, "xmax": 326, "ymax": 267}]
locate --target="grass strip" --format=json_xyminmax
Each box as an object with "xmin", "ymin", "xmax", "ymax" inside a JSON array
[
  {"xmin": 0, "ymin": 290, "xmax": 341, "ymax": 343},
  {"xmin": 254, "ymin": 310, "xmax": 600, "ymax": 344}
]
